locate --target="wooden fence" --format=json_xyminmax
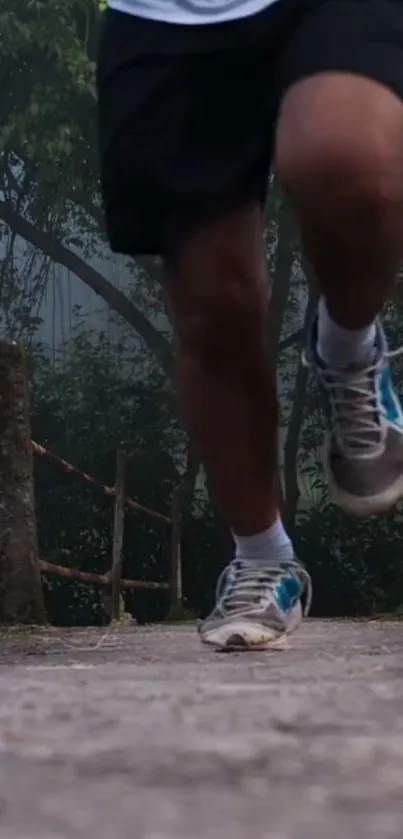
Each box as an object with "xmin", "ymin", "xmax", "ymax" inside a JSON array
[
  {"xmin": 33, "ymin": 441, "xmax": 181, "ymax": 621},
  {"xmin": 0, "ymin": 341, "xmax": 182, "ymax": 625}
]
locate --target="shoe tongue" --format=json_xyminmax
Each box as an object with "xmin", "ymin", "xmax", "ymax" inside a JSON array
[{"xmin": 347, "ymin": 343, "xmax": 380, "ymax": 371}]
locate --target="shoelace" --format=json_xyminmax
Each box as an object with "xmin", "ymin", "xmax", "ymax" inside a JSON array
[
  {"xmin": 213, "ymin": 558, "xmax": 312, "ymax": 620},
  {"xmin": 302, "ymin": 347, "xmax": 403, "ymax": 459}
]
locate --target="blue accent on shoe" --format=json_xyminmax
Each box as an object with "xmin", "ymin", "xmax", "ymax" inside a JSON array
[
  {"xmin": 219, "ymin": 561, "xmax": 238, "ymax": 601},
  {"xmin": 379, "ymin": 366, "xmax": 403, "ymax": 427},
  {"xmin": 275, "ymin": 575, "xmax": 303, "ymax": 613}
]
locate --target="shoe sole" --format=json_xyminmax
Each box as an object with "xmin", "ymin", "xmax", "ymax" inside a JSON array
[
  {"xmin": 328, "ymin": 469, "xmax": 403, "ymax": 518},
  {"xmin": 200, "ymin": 606, "xmax": 302, "ymax": 652},
  {"xmin": 325, "ymin": 439, "xmax": 403, "ymax": 517},
  {"xmin": 203, "ymin": 633, "xmax": 290, "ymax": 653}
]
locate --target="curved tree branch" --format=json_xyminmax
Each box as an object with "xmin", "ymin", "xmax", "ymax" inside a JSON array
[{"xmin": 0, "ymin": 201, "xmax": 175, "ymax": 379}]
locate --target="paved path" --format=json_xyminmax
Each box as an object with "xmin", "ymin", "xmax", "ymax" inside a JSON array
[{"xmin": 1, "ymin": 620, "xmax": 403, "ymax": 839}]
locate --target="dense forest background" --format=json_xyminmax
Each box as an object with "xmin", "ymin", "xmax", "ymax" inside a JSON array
[{"xmin": 2, "ymin": 0, "xmax": 403, "ymax": 626}]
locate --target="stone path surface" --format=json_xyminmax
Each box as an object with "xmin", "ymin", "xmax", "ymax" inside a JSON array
[{"xmin": 1, "ymin": 620, "xmax": 403, "ymax": 839}]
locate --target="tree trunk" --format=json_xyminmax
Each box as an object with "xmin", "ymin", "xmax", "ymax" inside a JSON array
[
  {"xmin": 283, "ymin": 275, "xmax": 319, "ymax": 534},
  {"xmin": 0, "ymin": 341, "xmax": 45, "ymax": 624},
  {"xmin": 268, "ymin": 197, "xmax": 296, "ymax": 359}
]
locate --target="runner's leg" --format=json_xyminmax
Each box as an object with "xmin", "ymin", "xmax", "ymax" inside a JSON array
[
  {"xmin": 97, "ymin": 7, "xmax": 311, "ymax": 651},
  {"xmin": 276, "ymin": 0, "xmax": 403, "ymax": 516}
]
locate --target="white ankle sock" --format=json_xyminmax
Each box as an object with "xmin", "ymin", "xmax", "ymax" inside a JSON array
[
  {"xmin": 317, "ymin": 297, "xmax": 376, "ymax": 368},
  {"xmin": 234, "ymin": 519, "xmax": 294, "ymax": 565}
]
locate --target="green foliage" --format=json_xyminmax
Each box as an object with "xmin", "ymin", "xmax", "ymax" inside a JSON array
[
  {"xmin": 297, "ymin": 504, "xmax": 403, "ymax": 617},
  {"xmin": 1, "ymin": 0, "xmax": 98, "ymax": 194}
]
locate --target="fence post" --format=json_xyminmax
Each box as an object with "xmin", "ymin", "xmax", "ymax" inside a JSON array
[
  {"xmin": 169, "ymin": 490, "xmax": 182, "ymax": 613},
  {"xmin": 111, "ymin": 450, "xmax": 126, "ymax": 622},
  {"xmin": 0, "ymin": 341, "xmax": 45, "ymax": 624}
]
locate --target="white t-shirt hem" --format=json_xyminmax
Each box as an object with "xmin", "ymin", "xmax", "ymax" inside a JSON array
[{"xmin": 108, "ymin": 0, "xmax": 278, "ymax": 26}]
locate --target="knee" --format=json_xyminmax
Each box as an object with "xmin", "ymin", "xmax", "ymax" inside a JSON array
[
  {"xmin": 277, "ymin": 129, "xmax": 401, "ymax": 220},
  {"xmin": 180, "ymin": 279, "xmax": 267, "ymax": 367},
  {"xmin": 276, "ymin": 83, "xmax": 403, "ymax": 224},
  {"xmin": 169, "ymin": 208, "xmax": 269, "ymax": 366}
]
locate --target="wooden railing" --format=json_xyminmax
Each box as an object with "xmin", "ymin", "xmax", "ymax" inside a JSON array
[
  {"xmin": 0, "ymin": 340, "xmax": 181, "ymax": 625},
  {"xmin": 33, "ymin": 441, "xmax": 180, "ymax": 621}
]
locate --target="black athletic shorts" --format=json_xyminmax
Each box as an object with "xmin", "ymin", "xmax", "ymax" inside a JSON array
[{"xmin": 96, "ymin": 0, "xmax": 403, "ymax": 257}]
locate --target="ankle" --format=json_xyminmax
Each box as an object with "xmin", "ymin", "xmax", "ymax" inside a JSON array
[
  {"xmin": 317, "ymin": 296, "xmax": 377, "ymax": 368},
  {"xmin": 234, "ymin": 518, "xmax": 294, "ymax": 564}
]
